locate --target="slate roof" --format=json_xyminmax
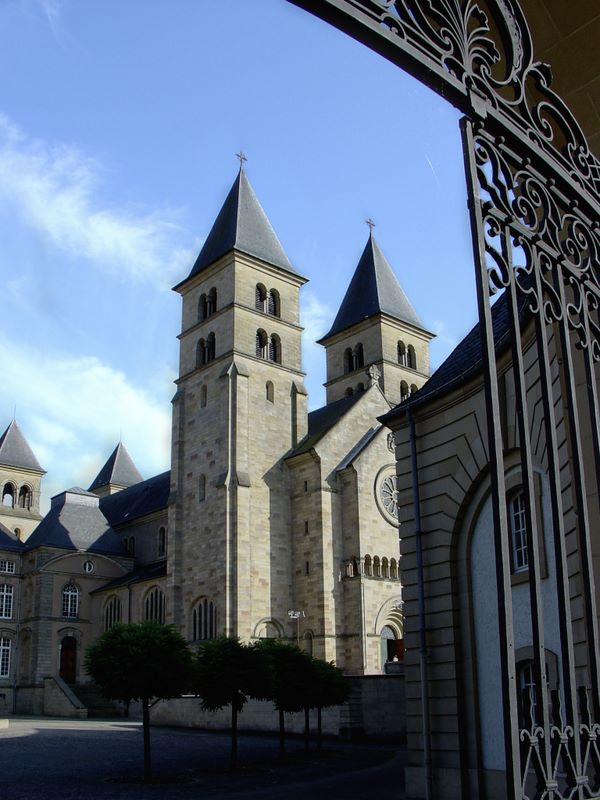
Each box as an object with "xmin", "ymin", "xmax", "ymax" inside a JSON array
[
  {"xmin": 0, "ymin": 420, "xmax": 45, "ymax": 473},
  {"xmin": 381, "ymin": 288, "xmax": 525, "ymax": 426},
  {"xmin": 100, "ymin": 471, "xmax": 171, "ymax": 528},
  {"xmin": 25, "ymin": 487, "xmax": 125, "ymax": 555},
  {"xmin": 0, "ymin": 520, "xmax": 25, "ymax": 552},
  {"xmin": 91, "ymin": 559, "xmax": 166, "ymax": 594},
  {"xmin": 88, "ymin": 442, "xmax": 143, "ymax": 492},
  {"xmin": 288, "ymin": 392, "xmax": 364, "ymax": 458},
  {"xmin": 177, "ymin": 168, "xmax": 302, "ymax": 285},
  {"xmin": 319, "ymin": 233, "xmax": 427, "ymax": 342}
]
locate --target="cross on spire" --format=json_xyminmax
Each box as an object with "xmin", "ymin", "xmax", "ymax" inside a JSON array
[
  {"xmin": 235, "ymin": 151, "xmax": 247, "ymax": 170},
  {"xmin": 366, "ymin": 217, "xmax": 376, "ymax": 234}
]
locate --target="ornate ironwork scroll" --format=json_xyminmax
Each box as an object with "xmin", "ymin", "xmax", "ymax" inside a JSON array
[{"xmin": 289, "ymin": 2, "xmax": 600, "ymax": 799}]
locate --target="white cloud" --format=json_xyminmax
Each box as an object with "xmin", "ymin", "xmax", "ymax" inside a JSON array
[
  {"xmin": 0, "ymin": 336, "xmax": 172, "ymax": 512},
  {"xmin": 0, "ymin": 115, "xmax": 193, "ymax": 286}
]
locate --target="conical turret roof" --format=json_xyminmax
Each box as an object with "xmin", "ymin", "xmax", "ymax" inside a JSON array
[
  {"xmin": 88, "ymin": 442, "xmax": 143, "ymax": 493},
  {"xmin": 319, "ymin": 233, "xmax": 426, "ymax": 342},
  {"xmin": 0, "ymin": 420, "xmax": 44, "ymax": 473},
  {"xmin": 178, "ymin": 168, "xmax": 301, "ymax": 285}
]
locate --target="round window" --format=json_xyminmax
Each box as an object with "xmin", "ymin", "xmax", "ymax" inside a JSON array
[
  {"xmin": 82, "ymin": 561, "xmax": 94, "ymax": 574},
  {"xmin": 374, "ymin": 466, "xmax": 401, "ymax": 525}
]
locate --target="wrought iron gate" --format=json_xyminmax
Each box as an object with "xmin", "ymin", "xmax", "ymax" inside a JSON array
[{"xmin": 289, "ymin": 2, "xmax": 600, "ymax": 797}]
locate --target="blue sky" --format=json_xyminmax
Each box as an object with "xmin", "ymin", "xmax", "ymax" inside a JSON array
[{"xmin": 0, "ymin": 0, "xmax": 477, "ymax": 510}]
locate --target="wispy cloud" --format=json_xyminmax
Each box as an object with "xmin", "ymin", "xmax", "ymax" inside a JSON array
[
  {"xmin": 0, "ymin": 336, "xmax": 172, "ymax": 511},
  {"xmin": 0, "ymin": 115, "xmax": 193, "ymax": 286}
]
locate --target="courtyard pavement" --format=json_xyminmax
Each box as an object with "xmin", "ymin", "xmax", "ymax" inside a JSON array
[{"xmin": 0, "ymin": 717, "xmax": 406, "ymax": 800}]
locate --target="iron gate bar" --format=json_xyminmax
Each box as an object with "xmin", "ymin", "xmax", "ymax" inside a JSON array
[{"xmin": 462, "ymin": 117, "xmax": 521, "ymax": 799}]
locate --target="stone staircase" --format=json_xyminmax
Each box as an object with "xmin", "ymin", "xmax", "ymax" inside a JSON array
[{"xmin": 73, "ymin": 683, "xmax": 122, "ymax": 719}]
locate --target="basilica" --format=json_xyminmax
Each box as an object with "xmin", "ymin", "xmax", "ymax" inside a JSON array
[{"xmin": 0, "ymin": 167, "xmax": 431, "ymax": 715}]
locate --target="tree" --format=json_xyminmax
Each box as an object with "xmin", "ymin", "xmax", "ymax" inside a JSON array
[
  {"xmin": 254, "ymin": 639, "xmax": 309, "ymax": 757},
  {"xmin": 85, "ymin": 622, "xmax": 193, "ymax": 781},
  {"xmin": 307, "ymin": 658, "xmax": 350, "ymax": 749},
  {"xmin": 193, "ymin": 637, "xmax": 265, "ymax": 768}
]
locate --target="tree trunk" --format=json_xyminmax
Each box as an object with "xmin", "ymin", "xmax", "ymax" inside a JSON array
[
  {"xmin": 278, "ymin": 707, "xmax": 285, "ymax": 759},
  {"xmin": 142, "ymin": 696, "xmax": 152, "ymax": 781},
  {"xmin": 231, "ymin": 704, "xmax": 238, "ymax": 769},
  {"xmin": 304, "ymin": 705, "xmax": 310, "ymax": 751},
  {"xmin": 317, "ymin": 706, "xmax": 322, "ymax": 750}
]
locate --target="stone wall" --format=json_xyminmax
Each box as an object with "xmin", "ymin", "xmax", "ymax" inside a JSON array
[{"xmin": 150, "ymin": 674, "xmax": 405, "ymax": 741}]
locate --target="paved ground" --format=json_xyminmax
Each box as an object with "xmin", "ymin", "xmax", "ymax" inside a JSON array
[{"xmin": 0, "ymin": 717, "xmax": 406, "ymax": 799}]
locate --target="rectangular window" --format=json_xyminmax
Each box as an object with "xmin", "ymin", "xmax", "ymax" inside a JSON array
[
  {"xmin": 0, "ymin": 638, "xmax": 10, "ymax": 677},
  {"xmin": 305, "ymin": 561, "xmax": 310, "ymax": 575},
  {"xmin": 0, "ymin": 585, "xmax": 13, "ymax": 619},
  {"xmin": 0, "ymin": 561, "xmax": 15, "ymax": 574},
  {"xmin": 510, "ymin": 492, "xmax": 528, "ymax": 572},
  {"xmin": 304, "ymin": 521, "xmax": 309, "ymax": 535}
]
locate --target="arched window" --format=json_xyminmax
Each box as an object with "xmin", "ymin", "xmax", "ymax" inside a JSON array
[
  {"xmin": 144, "ymin": 587, "xmax": 165, "ymax": 624},
  {"xmin": 400, "ymin": 381, "xmax": 410, "ymax": 402},
  {"xmin": 269, "ymin": 334, "xmax": 281, "ymax": 364},
  {"xmin": 410, "ymin": 384, "xmax": 418, "ymax": 396},
  {"xmin": 407, "ymin": 345, "xmax": 417, "ymax": 369},
  {"xmin": 0, "ymin": 637, "xmax": 11, "ymax": 677},
  {"xmin": 196, "ymin": 338, "xmax": 206, "ymax": 368},
  {"xmin": 0, "ymin": 584, "xmax": 13, "ymax": 619},
  {"xmin": 198, "ymin": 474, "xmax": 206, "ymax": 503},
  {"xmin": 509, "ymin": 490, "xmax": 528, "ymax": 572},
  {"xmin": 2, "ymin": 483, "xmax": 15, "ymax": 508},
  {"xmin": 198, "ymin": 293, "xmax": 207, "ymax": 321},
  {"xmin": 364, "ymin": 554, "xmax": 372, "ymax": 576},
  {"xmin": 200, "ymin": 385, "xmax": 207, "ymax": 407},
  {"xmin": 18, "ymin": 486, "xmax": 31, "ymax": 510},
  {"xmin": 356, "ymin": 382, "xmax": 365, "ymax": 392},
  {"xmin": 353, "ymin": 343, "xmax": 364, "ymax": 370},
  {"xmin": 266, "ymin": 381, "xmax": 274, "ymax": 403},
  {"xmin": 390, "ymin": 558, "xmax": 398, "ymax": 580},
  {"xmin": 158, "ymin": 526, "xmax": 167, "ymax": 558},
  {"xmin": 268, "ymin": 289, "xmax": 280, "ymax": 317},
  {"xmin": 62, "ymin": 584, "xmax": 79, "ymax": 618},
  {"xmin": 373, "ymin": 556, "xmax": 381, "ymax": 577},
  {"xmin": 207, "ymin": 287, "xmax": 217, "ymax": 316},
  {"xmin": 343, "ymin": 348, "xmax": 353, "ymax": 374},
  {"xmin": 207, "ymin": 332, "xmax": 216, "ymax": 362},
  {"xmin": 382, "ymin": 557, "xmax": 389, "ymax": 579},
  {"xmin": 345, "ymin": 387, "xmax": 354, "ymax": 397},
  {"xmin": 303, "ymin": 631, "xmax": 313, "ymax": 656},
  {"xmin": 191, "ymin": 598, "xmax": 217, "ymax": 641},
  {"xmin": 255, "ymin": 283, "xmax": 267, "ymax": 311},
  {"xmin": 256, "ymin": 329, "xmax": 268, "ymax": 358},
  {"xmin": 129, "ymin": 536, "xmax": 135, "ymax": 556},
  {"xmin": 398, "ymin": 341, "xmax": 407, "ymax": 365},
  {"xmin": 103, "ymin": 595, "xmax": 121, "ymax": 631}
]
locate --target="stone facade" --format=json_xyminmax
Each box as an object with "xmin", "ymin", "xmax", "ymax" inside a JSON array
[{"xmin": 0, "ymin": 168, "xmax": 429, "ymax": 714}]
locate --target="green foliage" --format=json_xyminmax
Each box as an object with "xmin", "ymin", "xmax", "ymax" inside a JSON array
[
  {"xmin": 253, "ymin": 639, "xmax": 313, "ymax": 713},
  {"xmin": 84, "ymin": 621, "xmax": 193, "ymax": 702},
  {"xmin": 307, "ymin": 658, "xmax": 350, "ymax": 709},
  {"xmin": 194, "ymin": 637, "xmax": 265, "ymax": 713}
]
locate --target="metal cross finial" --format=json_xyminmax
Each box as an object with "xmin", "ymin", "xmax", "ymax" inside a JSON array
[
  {"xmin": 366, "ymin": 217, "xmax": 376, "ymax": 233},
  {"xmin": 235, "ymin": 151, "xmax": 247, "ymax": 169}
]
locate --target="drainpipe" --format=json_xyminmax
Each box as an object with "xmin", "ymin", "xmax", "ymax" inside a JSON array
[{"xmin": 407, "ymin": 409, "xmax": 432, "ymax": 800}]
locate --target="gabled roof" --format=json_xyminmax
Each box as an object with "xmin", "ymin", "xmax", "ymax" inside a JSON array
[
  {"xmin": 319, "ymin": 233, "xmax": 427, "ymax": 342},
  {"xmin": 287, "ymin": 392, "xmax": 364, "ymax": 458},
  {"xmin": 88, "ymin": 442, "xmax": 143, "ymax": 493},
  {"xmin": 91, "ymin": 560, "xmax": 166, "ymax": 594},
  {"xmin": 100, "ymin": 471, "xmax": 170, "ymax": 527},
  {"xmin": 25, "ymin": 487, "xmax": 125, "ymax": 555},
  {"xmin": 0, "ymin": 420, "xmax": 45, "ymax": 473},
  {"xmin": 0, "ymin": 521, "xmax": 25, "ymax": 552},
  {"xmin": 177, "ymin": 168, "xmax": 302, "ymax": 285}
]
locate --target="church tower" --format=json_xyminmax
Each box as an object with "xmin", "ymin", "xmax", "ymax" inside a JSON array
[
  {"xmin": 0, "ymin": 420, "xmax": 45, "ymax": 541},
  {"xmin": 167, "ymin": 165, "xmax": 308, "ymax": 642},
  {"xmin": 318, "ymin": 231, "xmax": 433, "ymax": 406}
]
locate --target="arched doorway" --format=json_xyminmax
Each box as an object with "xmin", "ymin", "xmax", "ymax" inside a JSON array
[
  {"xmin": 380, "ymin": 624, "xmax": 404, "ymax": 668},
  {"xmin": 59, "ymin": 636, "xmax": 77, "ymax": 684}
]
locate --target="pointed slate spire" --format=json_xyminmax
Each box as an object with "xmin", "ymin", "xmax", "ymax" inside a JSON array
[
  {"xmin": 0, "ymin": 420, "xmax": 45, "ymax": 473},
  {"xmin": 88, "ymin": 442, "xmax": 143, "ymax": 494},
  {"xmin": 179, "ymin": 167, "xmax": 300, "ymax": 285},
  {"xmin": 319, "ymin": 233, "xmax": 426, "ymax": 342}
]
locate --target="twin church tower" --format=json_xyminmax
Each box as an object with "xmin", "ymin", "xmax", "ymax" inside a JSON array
[{"xmin": 0, "ymin": 165, "xmax": 432, "ymax": 710}]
